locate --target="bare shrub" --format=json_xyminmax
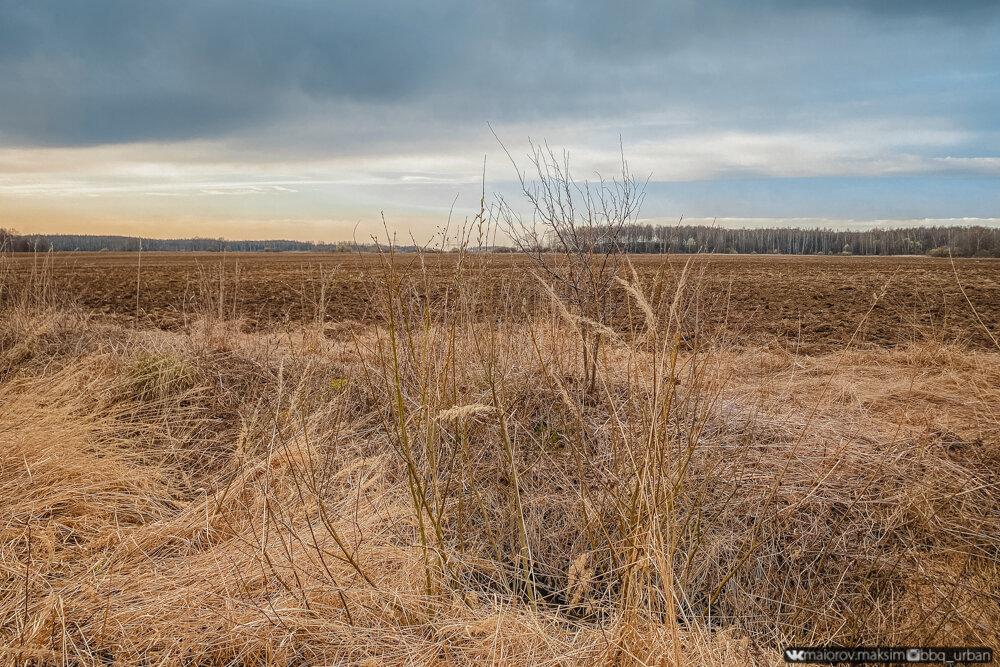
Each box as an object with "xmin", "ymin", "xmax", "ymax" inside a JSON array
[{"xmin": 496, "ymin": 139, "xmax": 646, "ymax": 393}]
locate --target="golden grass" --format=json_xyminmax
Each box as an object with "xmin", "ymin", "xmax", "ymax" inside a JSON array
[{"xmin": 0, "ymin": 250, "xmax": 998, "ymax": 665}]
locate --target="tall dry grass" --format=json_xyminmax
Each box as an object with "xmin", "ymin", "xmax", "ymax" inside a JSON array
[{"xmin": 0, "ymin": 243, "xmax": 998, "ymax": 665}]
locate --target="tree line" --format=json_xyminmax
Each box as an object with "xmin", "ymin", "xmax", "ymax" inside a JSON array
[
  {"xmin": 609, "ymin": 224, "xmax": 1000, "ymax": 257},
  {"xmin": 0, "ymin": 232, "xmax": 379, "ymax": 253},
  {"xmin": 3, "ymin": 225, "xmax": 999, "ymax": 257}
]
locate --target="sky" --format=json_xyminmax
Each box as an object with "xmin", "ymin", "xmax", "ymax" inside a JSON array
[{"xmin": 1, "ymin": 0, "xmax": 999, "ymax": 241}]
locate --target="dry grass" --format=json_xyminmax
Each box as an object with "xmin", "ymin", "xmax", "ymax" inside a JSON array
[{"xmin": 1, "ymin": 248, "xmax": 998, "ymax": 665}]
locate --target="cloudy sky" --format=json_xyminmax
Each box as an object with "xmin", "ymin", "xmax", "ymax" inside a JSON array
[{"xmin": 1, "ymin": 0, "xmax": 999, "ymax": 241}]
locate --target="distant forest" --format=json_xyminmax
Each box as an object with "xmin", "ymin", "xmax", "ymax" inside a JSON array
[
  {"xmin": 613, "ymin": 224, "xmax": 1000, "ymax": 257},
  {"xmin": 2, "ymin": 225, "xmax": 1000, "ymax": 257},
  {"xmin": 0, "ymin": 232, "xmax": 356, "ymax": 253}
]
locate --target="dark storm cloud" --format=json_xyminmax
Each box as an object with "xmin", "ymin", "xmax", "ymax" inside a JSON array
[
  {"xmin": 0, "ymin": 1, "xmax": 482, "ymax": 144},
  {"xmin": 0, "ymin": 0, "xmax": 998, "ymax": 146}
]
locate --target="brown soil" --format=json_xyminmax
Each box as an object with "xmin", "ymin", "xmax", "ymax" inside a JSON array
[{"xmin": 7, "ymin": 252, "xmax": 999, "ymax": 353}]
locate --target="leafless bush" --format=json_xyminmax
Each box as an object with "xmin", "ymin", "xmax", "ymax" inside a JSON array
[{"xmin": 496, "ymin": 139, "xmax": 646, "ymax": 393}]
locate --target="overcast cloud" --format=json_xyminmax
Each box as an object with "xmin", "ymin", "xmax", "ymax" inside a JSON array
[{"xmin": 1, "ymin": 1, "xmax": 998, "ymax": 238}]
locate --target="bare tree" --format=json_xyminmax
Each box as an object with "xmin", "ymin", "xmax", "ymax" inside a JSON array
[{"xmin": 495, "ymin": 138, "xmax": 646, "ymax": 393}]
